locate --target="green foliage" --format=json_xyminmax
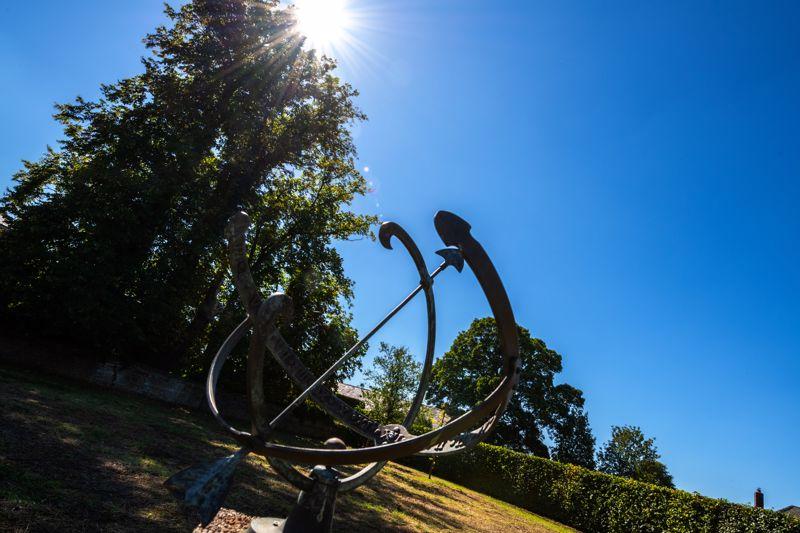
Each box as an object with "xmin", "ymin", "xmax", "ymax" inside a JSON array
[
  {"xmin": 408, "ymin": 405, "xmax": 434, "ymax": 435},
  {"xmin": 551, "ymin": 409, "xmax": 596, "ymax": 470},
  {"xmin": 427, "ymin": 317, "xmax": 595, "ymax": 468},
  {"xmin": 362, "ymin": 342, "xmax": 423, "ymax": 426},
  {"xmin": 598, "ymin": 425, "xmax": 673, "ymax": 487},
  {"xmin": 0, "ymin": 0, "xmax": 375, "ymax": 393},
  {"xmin": 403, "ymin": 444, "xmax": 800, "ymax": 533},
  {"xmin": 635, "ymin": 459, "xmax": 675, "ymax": 488}
]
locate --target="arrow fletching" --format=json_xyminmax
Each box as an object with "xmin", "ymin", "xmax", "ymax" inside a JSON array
[{"xmin": 164, "ymin": 448, "xmax": 248, "ymax": 526}]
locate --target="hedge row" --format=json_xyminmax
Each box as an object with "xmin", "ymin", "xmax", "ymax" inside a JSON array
[{"xmin": 401, "ymin": 444, "xmax": 800, "ymax": 533}]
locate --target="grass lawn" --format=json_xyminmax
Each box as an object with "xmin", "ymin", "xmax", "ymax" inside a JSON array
[{"xmin": 0, "ymin": 366, "xmax": 575, "ymax": 532}]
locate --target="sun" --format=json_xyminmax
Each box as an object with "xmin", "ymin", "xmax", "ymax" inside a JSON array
[{"xmin": 293, "ymin": 0, "xmax": 353, "ymax": 53}]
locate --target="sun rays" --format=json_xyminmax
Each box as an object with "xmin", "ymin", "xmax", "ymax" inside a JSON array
[
  {"xmin": 289, "ymin": 0, "xmax": 377, "ymax": 72},
  {"xmin": 293, "ymin": 0, "xmax": 352, "ymax": 51}
]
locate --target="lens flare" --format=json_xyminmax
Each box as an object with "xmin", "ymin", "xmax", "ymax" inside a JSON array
[{"xmin": 293, "ymin": 0, "xmax": 353, "ymax": 52}]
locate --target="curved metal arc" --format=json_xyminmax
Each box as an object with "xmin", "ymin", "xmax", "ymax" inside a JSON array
[
  {"xmin": 222, "ymin": 213, "xmax": 383, "ymax": 490},
  {"xmin": 224, "ymin": 212, "xmax": 264, "ymax": 317},
  {"xmin": 206, "ymin": 316, "xmax": 315, "ymax": 490},
  {"xmin": 377, "ymin": 221, "xmax": 436, "ymax": 432},
  {"xmin": 418, "ymin": 210, "xmax": 521, "ymax": 455},
  {"xmin": 206, "ymin": 316, "xmax": 252, "ymax": 439},
  {"xmin": 338, "ymin": 222, "xmax": 440, "ymax": 492},
  {"xmin": 205, "ymin": 313, "xmax": 510, "ymax": 467},
  {"xmin": 433, "ymin": 211, "xmax": 518, "ymax": 378},
  {"xmin": 224, "ymin": 212, "xmax": 383, "ymax": 440},
  {"xmin": 208, "ymin": 210, "xmax": 517, "ymax": 468},
  {"xmin": 224, "ymin": 212, "xmax": 288, "ymax": 436},
  {"xmin": 205, "ymin": 328, "xmax": 512, "ymax": 467},
  {"xmin": 202, "ymin": 322, "xmax": 378, "ymax": 483},
  {"xmin": 271, "ymin": 222, "xmax": 444, "ymax": 492},
  {"xmin": 237, "ymin": 375, "xmax": 515, "ymax": 465}
]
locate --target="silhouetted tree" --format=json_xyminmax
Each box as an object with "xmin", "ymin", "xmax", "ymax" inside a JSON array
[
  {"xmin": 0, "ymin": 1, "xmax": 374, "ymax": 393},
  {"xmin": 552, "ymin": 410, "xmax": 596, "ymax": 469},
  {"xmin": 597, "ymin": 425, "xmax": 674, "ymax": 487},
  {"xmin": 635, "ymin": 459, "xmax": 674, "ymax": 488},
  {"xmin": 361, "ymin": 342, "xmax": 432, "ymax": 433},
  {"xmin": 427, "ymin": 317, "xmax": 595, "ymax": 466}
]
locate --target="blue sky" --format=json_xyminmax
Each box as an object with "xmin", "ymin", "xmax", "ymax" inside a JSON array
[{"xmin": 2, "ymin": 0, "xmax": 798, "ymax": 510}]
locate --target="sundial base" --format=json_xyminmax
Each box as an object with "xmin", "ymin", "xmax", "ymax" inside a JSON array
[
  {"xmin": 247, "ymin": 463, "xmax": 341, "ymax": 533},
  {"xmin": 247, "ymin": 517, "xmax": 286, "ymax": 532}
]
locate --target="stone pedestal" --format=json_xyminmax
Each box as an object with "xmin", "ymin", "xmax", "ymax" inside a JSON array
[{"xmin": 248, "ymin": 517, "xmax": 286, "ymax": 532}]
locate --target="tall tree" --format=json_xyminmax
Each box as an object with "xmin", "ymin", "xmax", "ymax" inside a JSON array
[
  {"xmin": 597, "ymin": 425, "xmax": 674, "ymax": 487},
  {"xmin": 361, "ymin": 342, "xmax": 423, "ymax": 426},
  {"xmin": 427, "ymin": 317, "xmax": 595, "ymax": 466},
  {"xmin": 634, "ymin": 459, "xmax": 674, "ymax": 488},
  {"xmin": 551, "ymin": 410, "xmax": 596, "ymax": 469},
  {"xmin": 0, "ymin": 0, "xmax": 374, "ymax": 387}
]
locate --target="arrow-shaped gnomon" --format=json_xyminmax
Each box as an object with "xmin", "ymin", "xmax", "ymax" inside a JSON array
[
  {"xmin": 267, "ymin": 246, "xmax": 464, "ymax": 431},
  {"xmin": 166, "ymin": 227, "xmax": 464, "ymax": 527}
]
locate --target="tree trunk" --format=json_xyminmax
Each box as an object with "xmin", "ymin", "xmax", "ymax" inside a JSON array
[{"xmin": 173, "ymin": 268, "xmax": 227, "ymax": 367}]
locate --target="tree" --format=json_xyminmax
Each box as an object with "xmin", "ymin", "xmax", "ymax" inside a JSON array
[
  {"xmin": 0, "ymin": 0, "xmax": 374, "ymax": 390},
  {"xmin": 635, "ymin": 459, "xmax": 674, "ymax": 488},
  {"xmin": 408, "ymin": 405, "xmax": 434, "ymax": 435},
  {"xmin": 597, "ymin": 425, "xmax": 674, "ymax": 487},
  {"xmin": 361, "ymin": 342, "xmax": 426, "ymax": 429},
  {"xmin": 426, "ymin": 317, "xmax": 595, "ymax": 467},
  {"xmin": 551, "ymin": 410, "xmax": 596, "ymax": 469}
]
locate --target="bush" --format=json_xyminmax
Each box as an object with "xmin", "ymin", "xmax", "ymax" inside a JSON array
[{"xmin": 401, "ymin": 444, "xmax": 800, "ymax": 532}]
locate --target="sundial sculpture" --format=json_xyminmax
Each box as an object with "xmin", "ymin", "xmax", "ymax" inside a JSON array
[{"xmin": 165, "ymin": 210, "xmax": 520, "ymax": 532}]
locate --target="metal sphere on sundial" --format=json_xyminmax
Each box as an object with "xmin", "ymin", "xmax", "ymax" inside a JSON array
[{"xmin": 165, "ymin": 210, "xmax": 520, "ymax": 532}]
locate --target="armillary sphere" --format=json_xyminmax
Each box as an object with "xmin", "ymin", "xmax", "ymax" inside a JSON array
[{"xmin": 165, "ymin": 210, "xmax": 520, "ymax": 533}]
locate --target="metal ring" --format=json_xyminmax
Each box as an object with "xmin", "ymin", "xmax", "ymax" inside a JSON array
[{"xmin": 208, "ymin": 211, "xmax": 519, "ymax": 467}]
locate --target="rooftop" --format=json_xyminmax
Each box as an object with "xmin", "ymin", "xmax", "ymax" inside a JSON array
[
  {"xmin": 336, "ymin": 382, "xmax": 449, "ymax": 427},
  {"xmin": 779, "ymin": 505, "xmax": 800, "ymax": 518}
]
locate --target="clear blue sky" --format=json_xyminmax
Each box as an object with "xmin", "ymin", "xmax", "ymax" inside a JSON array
[{"xmin": 2, "ymin": 0, "xmax": 798, "ymax": 510}]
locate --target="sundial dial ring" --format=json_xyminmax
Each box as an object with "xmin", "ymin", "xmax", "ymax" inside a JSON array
[{"xmin": 166, "ymin": 210, "xmax": 520, "ymax": 532}]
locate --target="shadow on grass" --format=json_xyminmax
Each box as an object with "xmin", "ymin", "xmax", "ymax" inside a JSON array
[
  {"xmin": 0, "ymin": 367, "xmax": 569, "ymax": 533},
  {"xmin": 0, "ymin": 368, "xmax": 439, "ymax": 532}
]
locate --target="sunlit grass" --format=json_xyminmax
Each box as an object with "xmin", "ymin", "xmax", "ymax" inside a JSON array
[{"xmin": 0, "ymin": 366, "xmax": 574, "ymax": 532}]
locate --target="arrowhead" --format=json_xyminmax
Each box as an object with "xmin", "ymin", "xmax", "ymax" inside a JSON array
[{"xmin": 436, "ymin": 247, "xmax": 464, "ymax": 273}]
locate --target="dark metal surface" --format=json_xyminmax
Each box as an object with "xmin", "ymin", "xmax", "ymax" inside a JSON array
[
  {"xmin": 164, "ymin": 448, "xmax": 248, "ymax": 526},
  {"xmin": 249, "ymin": 440, "xmax": 346, "ymax": 533},
  {"xmin": 166, "ymin": 209, "xmax": 519, "ymax": 528},
  {"xmin": 205, "ymin": 210, "xmax": 516, "ymax": 464},
  {"xmin": 377, "ymin": 220, "xmax": 437, "ymax": 434},
  {"xmin": 418, "ymin": 210, "xmax": 520, "ymax": 454}
]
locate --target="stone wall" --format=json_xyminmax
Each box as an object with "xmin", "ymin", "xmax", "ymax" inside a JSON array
[{"xmin": 0, "ymin": 334, "xmax": 352, "ymax": 442}]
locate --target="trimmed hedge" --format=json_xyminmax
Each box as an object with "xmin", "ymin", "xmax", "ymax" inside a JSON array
[{"xmin": 401, "ymin": 444, "xmax": 800, "ymax": 533}]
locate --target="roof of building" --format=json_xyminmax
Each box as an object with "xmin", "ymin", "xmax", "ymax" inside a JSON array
[
  {"xmin": 336, "ymin": 382, "xmax": 369, "ymax": 402},
  {"xmin": 779, "ymin": 505, "xmax": 800, "ymax": 517},
  {"xmin": 336, "ymin": 382, "xmax": 450, "ymax": 427}
]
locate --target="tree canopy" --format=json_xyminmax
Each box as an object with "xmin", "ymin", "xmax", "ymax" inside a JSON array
[
  {"xmin": 597, "ymin": 425, "xmax": 674, "ymax": 487},
  {"xmin": 361, "ymin": 342, "xmax": 433, "ymax": 435},
  {"xmin": 426, "ymin": 317, "xmax": 596, "ymax": 468},
  {"xmin": 0, "ymin": 0, "xmax": 374, "ymax": 395}
]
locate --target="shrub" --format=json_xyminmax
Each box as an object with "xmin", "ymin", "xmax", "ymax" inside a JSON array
[{"xmin": 401, "ymin": 444, "xmax": 800, "ymax": 532}]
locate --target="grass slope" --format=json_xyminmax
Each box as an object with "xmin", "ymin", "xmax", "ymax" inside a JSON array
[{"xmin": 0, "ymin": 367, "xmax": 575, "ymax": 532}]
